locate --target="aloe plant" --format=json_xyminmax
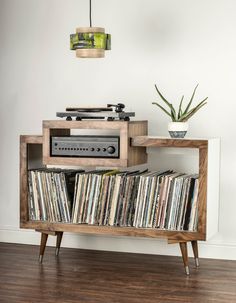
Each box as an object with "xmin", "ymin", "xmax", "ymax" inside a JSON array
[{"xmin": 152, "ymin": 84, "xmax": 207, "ymax": 122}]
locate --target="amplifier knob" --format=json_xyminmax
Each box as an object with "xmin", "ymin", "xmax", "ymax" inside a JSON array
[{"xmin": 107, "ymin": 146, "xmax": 116, "ymax": 154}]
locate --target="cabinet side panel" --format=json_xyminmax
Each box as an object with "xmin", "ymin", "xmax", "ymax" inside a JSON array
[
  {"xmin": 119, "ymin": 123, "xmax": 128, "ymax": 163},
  {"xmin": 198, "ymin": 146, "xmax": 208, "ymax": 238},
  {"xmin": 20, "ymin": 137, "xmax": 44, "ymax": 227},
  {"xmin": 206, "ymin": 138, "xmax": 220, "ymax": 240},
  {"xmin": 43, "ymin": 127, "xmax": 70, "ymax": 165},
  {"xmin": 128, "ymin": 121, "xmax": 148, "ymax": 166},
  {"xmin": 43, "ymin": 127, "xmax": 50, "ymax": 165},
  {"xmin": 20, "ymin": 137, "xmax": 28, "ymax": 224}
]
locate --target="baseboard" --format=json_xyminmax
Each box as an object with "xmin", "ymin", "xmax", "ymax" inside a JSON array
[{"xmin": 1, "ymin": 227, "xmax": 236, "ymax": 260}]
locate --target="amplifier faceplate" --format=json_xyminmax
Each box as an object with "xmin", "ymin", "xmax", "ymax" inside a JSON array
[{"xmin": 51, "ymin": 136, "xmax": 119, "ymax": 158}]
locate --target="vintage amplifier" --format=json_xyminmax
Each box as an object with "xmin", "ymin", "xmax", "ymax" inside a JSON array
[{"xmin": 51, "ymin": 135, "xmax": 119, "ymax": 158}]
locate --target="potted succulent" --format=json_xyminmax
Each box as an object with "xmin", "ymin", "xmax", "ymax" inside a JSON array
[{"xmin": 152, "ymin": 84, "xmax": 208, "ymax": 138}]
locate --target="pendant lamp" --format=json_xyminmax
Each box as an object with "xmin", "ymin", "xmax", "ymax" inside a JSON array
[{"xmin": 70, "ymin": 0, "xmax": 111, "ymax": 58}]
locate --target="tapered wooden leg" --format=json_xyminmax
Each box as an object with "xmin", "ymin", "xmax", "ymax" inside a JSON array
[
  {"xmin": 191, "ymin": 240, "xmax": 199, "ymax": 267},
  {"xmin": 55, "ymin": 232, "xmax": 63, "ymax": 256},
  {"xmin": 179, "ymin": 242, "xmax": 190, "ymax": 275},
  {"xmin": 39, "ymin": 232, "xmax": 48, "ymax": 263}
]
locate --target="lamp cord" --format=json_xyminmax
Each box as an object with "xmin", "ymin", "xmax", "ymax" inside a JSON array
[{"xmin": 89, "ymin": 0, "xmax": 92, "ymax": 27}]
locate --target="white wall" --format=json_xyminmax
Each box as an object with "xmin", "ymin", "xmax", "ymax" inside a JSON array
[{"xmin": 0, "ymin": 0, "xmax": 236, "ymax": 260}]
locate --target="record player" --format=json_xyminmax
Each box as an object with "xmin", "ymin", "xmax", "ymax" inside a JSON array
[{"xmin": 56, "ymin": 103, "xmax": 135, "ymax": 121}]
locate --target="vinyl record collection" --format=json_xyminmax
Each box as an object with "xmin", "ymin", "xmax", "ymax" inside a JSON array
[
  {"xmin": 28, "ymin": 169, "xmax": 199, "ymax": 231},
  {"xmin": 28, "ymin": 169, "xmax": 83, "ymax": 222}
]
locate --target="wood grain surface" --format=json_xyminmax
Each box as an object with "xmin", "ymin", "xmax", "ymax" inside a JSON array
[
  {"xmin": 198, "ymin": 146, "xmax": 208, "ymax": 237},
  {"xmin": 20, "ymin": 136, "xmax": 43, "ymax": 224},
  {"xmin": 29, "ymin": 222, "xmax": 204, "ymax": 241},
  {"xmin": 132, "ymin": 136, "xmax": 208, "ymax": 148},
  {"xmin": 20, "ymin": 135, "xmax": 206, "ymax": 243},
  {"xmin": 42, "ymin": 120, "xmax": 147, "ymax": 167},
  {"xmin": 0, "ymin": 243, "xmax": 236, "ymax": 303}
]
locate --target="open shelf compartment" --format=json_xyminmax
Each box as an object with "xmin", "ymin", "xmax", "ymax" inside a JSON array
[{"xmin": 42, "ymin": 120, "xmax": 148, "ymax": 167}]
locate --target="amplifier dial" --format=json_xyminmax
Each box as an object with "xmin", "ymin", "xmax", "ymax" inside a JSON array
[{"xmin": 107, "ymin": 146, "xmax": 116, "ymax": 154}]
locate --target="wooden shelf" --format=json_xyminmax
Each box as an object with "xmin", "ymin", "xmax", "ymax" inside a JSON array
[
  {"xmin": 20, "ymin": 131, "xmax": 220, "ymax": 274},
  {"xmin": 42, "ymin": 120, "xmax": 148, "ymax": 167},
  {"xmin": 132, "ymin": 135, "xmax": 220, "ymax": 242},
  {"xmin": 20, "ymin": 134, "xmax": 219, "ymax": 241},
  {"xmin": 132, "ymin": 136, "xmax": 208, "ymax": 148},
  {"xmin": 20, "ymin": 221, "xmax": 204, "ymax": 242},
  {"xmin": 20, "ymin": 135, "xmax": 44, "ymax": 223},
  {"xmin": 132, "ymin": 135, "xmax": 208, "ymax": 241}
]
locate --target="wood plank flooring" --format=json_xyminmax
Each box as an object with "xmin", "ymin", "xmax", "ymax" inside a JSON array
[{"xmin": 0, "ymin": 242, "xmax": 236, "ymax": 303}]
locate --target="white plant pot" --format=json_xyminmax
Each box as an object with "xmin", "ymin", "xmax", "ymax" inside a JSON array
[{"xmin": 168, "ymin": 122, "xmax": 188, "ymax": 138}]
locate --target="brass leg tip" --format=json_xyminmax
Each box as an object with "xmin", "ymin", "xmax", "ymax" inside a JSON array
[
  {"xmin": 195, "ymin": 258, "xmax": 200, "ymax": 267},
  {"xmin": 39, "ymin": 255, "xmax": 43, "ymax": 263},
  {"xmin": 185, "ymin": 266, "xmax": 190, "ymax": 275},
  {"xmin": 55, "ymin": 248, "xmax": 60, "ymax": 256}
]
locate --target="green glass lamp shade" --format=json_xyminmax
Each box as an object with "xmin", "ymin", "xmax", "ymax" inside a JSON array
[{"xmin": 70, "ymin": 27, "xmax": 111, "ymax": 58}]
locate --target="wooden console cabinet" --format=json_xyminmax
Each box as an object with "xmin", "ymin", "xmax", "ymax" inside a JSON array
[{"xmin": 20, "ymin": 121, "xmax": 220, "ymax": 275}]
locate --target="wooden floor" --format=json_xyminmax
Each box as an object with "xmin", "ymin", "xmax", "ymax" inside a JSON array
[{"xmin": 0, "ymin": 243, "xmax": 236, "ymax": 303}]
